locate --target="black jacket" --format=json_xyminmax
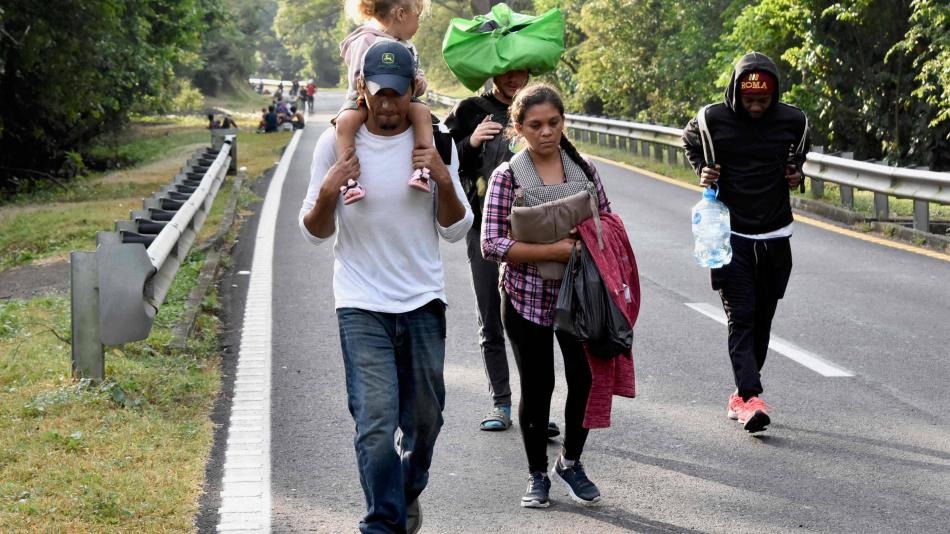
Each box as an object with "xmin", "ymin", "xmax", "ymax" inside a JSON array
[
  {"xmin": 682, "ymin": 52, "xmax": 810, "ymax": 235},
  {"xmin": 445, "ymin": 92, "xmax": 509, "ymax": 177},
  {"xmin": 444, "ymin": 92, "xmax": 511, "ymax": 225}
]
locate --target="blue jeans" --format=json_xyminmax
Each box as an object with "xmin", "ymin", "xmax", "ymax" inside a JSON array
[{"xmin": 337, "ymin": 300, "xmax": 447, "ymax": 534}]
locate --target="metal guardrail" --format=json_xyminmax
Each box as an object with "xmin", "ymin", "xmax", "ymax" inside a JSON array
[
  {"xmin": 428, "ymin": 91, "xmax": 949, "ymax": 234},
  {"xmin": 70, "ymin": 132, "xmax": 237, "ymax": 381}
]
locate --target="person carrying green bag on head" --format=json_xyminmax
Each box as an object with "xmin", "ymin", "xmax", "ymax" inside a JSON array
[
  {"xmin": 442, "ymin": 3, "xmax": 565, "ymax": 93},
  {"xmin": 443, "ymin": 4, "xmax": 565, "ymax": 437}
]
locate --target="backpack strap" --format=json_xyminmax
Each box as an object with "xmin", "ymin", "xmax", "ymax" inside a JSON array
[
  {"xmin": 795, "ymin": 115, "xmax": 809, "ymax": 158},
  {"xmin": 696, "ymin": 104, "xmax": 716, "ymax": 165},
  {"xmin": 430, "ymin": 114, "xmax": 453, "ymax": 165}
]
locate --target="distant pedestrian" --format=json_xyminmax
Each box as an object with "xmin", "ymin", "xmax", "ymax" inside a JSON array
[
  {"xmin": 306, "ymin": 80, "xmax": 316, "ymax": 111},
  {"xmin": 481, "ymin": 83, "xmax": 614, "ymax": 508},
  {"xmin": 298, "ymin": 39, "xmax": 473, "ymax": 533},
  {"xmin": 682, "ymin": 51, "xmax": 810, "ymax": 433}
]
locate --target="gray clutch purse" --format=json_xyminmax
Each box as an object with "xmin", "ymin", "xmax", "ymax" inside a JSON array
[{"xmin": 509, "ymin": 190, "xmax": 595, "ymax": 280}]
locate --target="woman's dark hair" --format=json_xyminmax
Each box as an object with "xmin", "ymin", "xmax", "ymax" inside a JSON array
[{"xmin": 506, "ymin": 82, "xmax": 594, "ymax": 181}]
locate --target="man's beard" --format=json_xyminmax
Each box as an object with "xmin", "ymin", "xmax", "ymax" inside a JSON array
[{"xmin": 377, "ymin": 114, "xmax": 402, "ymax": 130}]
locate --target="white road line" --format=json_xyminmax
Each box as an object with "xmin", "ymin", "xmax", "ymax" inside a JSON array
[
  {"xmin": 217, "ymin": 129, "xmax": 303, "ymax": 533},
  {"xmin": 685, "ymin": 302, "xmax": 856, "ymax": 378}
]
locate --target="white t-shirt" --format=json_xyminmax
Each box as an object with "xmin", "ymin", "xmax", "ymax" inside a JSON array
[{"xmin": 298, "ymin": 125, "xmax": 473, "ymax": 313}]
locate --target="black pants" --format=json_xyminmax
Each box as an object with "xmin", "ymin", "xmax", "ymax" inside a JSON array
[
  {"xmin": 502, "ymin": 295, "xmax": 591, "ymax": 473},
  {"xmin": 465, "ymin": 225, "xmax": 511, "ymax": 407},
  {"xmin": 711, "ymin": 235, "xmax": 792, "ymax": 400}
]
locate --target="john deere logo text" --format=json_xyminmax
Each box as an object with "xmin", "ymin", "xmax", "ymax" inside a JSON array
[
  {"xmin": 382, "ymin": 53, "xmax": 395, "ymax": 64},
  {"xmin": 741, "ymin": 73, "xmax": 769, "ymax": 90}
]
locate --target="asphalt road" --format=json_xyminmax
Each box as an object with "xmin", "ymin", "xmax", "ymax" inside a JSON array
[{"xmin": 208, "ymin": 91, "xmax": 950, "ymax": 533}]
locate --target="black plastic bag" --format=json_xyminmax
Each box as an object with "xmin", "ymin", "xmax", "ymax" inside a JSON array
[
  {"xmin": 554, "ymin": 244, "xmax": 632, "ymax": 359},
  {"xmin": 554, "ymin": 246, "xmax": 580, "ymax": 336}
]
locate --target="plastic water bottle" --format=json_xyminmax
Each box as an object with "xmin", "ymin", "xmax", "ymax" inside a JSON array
[{"xmin": 691, "ymin": 186, "xmax": 732, "ymax": 268}]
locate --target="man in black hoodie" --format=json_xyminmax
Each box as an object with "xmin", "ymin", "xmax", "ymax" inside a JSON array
[{"xmin": 682, "ymin": 52, "xmax": 810, "ymax": 433}]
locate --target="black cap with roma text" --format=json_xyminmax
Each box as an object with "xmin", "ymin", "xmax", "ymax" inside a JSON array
[{"xmin": 360, "ymin": 40, "xmax": 415, "ymax": 96}]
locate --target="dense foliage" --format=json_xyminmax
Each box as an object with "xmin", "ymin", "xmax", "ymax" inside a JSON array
[{"xmin": 0, "ymin": 0, "xmax": 229, "ymax": 193}]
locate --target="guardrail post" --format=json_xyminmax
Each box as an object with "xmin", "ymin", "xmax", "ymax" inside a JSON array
[
  {"xmin": 652, "ymin": 142, "xmax": 662, "ymax": 162},
  {"xmin": 838, "ymin": 152, "xmax": 855, "ymax": 208},
  {"xmin": 913, "ymin": 200, "xmax": 930, "ymax": 232},
  {"xmin": 608, "ymin": 134, "xmax": 617, "ymax": 149},
  {"xmin": 868, "ymin": 158, "xmax": 889, "ymax": 221},
  {"xmin": 874, "ymin": 192, "xmax": 889, "ymax": 221},
  {"xmin": 640, "ymin": 139, "xmax": 649, "ymax": 159},
  {"xmin": 809, "ymin": 146, "xmax": 826, "ymax": 199},
  {"xmin": 70, "ymin": 252, "xmax": 104, "ymax": 382},
  {"xmin": 667, "ymin": 146, "xmax": 677, "ymax": 166}
]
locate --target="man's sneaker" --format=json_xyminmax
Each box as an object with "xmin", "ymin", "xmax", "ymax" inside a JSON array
[
  {"xmin": 726, "ymin": 391, "xmax": 743, "ymax": 420},
  {"xmin": 547, "ymin": 421, "xmax": 560, "ymax": 438},
  {"xmin": 550, "ymin": 458, "xmax": 601, "ymax": 506},
  {"xmin": 736, "ymin": 396, "xmax": 771, "ymax": 433},
  {"xmin": 406, "ymin": 499, "xmax": 422, "ymax": 534},
  {"xmin": 520, "ymin": 471, "xmax": 551, "ymax": 508}
]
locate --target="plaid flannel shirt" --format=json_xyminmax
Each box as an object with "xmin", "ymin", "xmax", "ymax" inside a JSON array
[{"xmin": 481, "ymin": 158, "xmax": 611, "ymax": 326}]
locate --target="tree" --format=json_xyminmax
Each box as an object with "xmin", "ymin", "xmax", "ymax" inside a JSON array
[
  {"xmin": 720, "ymin": 0, "xmax": 942, "ymax": 166},
  {"xmin": 547, "ymin": 0, "xmax": 732, "ymax": 123},
  {"xmin": 274, "ymin": 0, "xmax": 343, "ymax": 86},
  {"xmin": 887, "ymin": 0, "xmax": 950, "ymax": 169},
  {"xmin": 191, "ymin": 0, "xmax": 261, "ymax": 95},
  {"xmin": 0, "ymin": 0, "xmax": 213, "ymax": 193}
]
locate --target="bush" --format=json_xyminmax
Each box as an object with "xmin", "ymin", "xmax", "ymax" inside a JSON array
[{"xmin": 170, "ymin": 80, "xmax": 205, "ymax": 114}]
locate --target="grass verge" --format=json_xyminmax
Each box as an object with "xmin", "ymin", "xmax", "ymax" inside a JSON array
[
  {"xmin": 0, "ymin": 91, "xmax": 294, "ymax": 531},
  {"xmin": 0, "ymin": 251, "xmax": 220, "ymax": 532}
]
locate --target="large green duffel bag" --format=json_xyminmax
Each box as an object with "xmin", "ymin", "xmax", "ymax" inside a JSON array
[{"xmin": 442, "ymin": 3, "xmax": 565, "ymax": 92}]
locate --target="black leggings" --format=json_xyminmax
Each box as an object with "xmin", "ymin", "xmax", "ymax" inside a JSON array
[{"xmin": 502, "ymin": 295, "xmax": 592, "ymax": 473}]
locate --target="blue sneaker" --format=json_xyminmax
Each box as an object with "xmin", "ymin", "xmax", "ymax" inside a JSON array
[
  {"xmin": 550, "ymin": 458, "xmax": 601, "ymax": 506},
  {"xmin": 520, "ymin": 471, "xmax": 551, "ymax": 508}
]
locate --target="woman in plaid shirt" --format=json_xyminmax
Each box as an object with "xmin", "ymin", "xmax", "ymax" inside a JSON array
[{"xmin": 480, "ymin": 83, "xmax": 612, "ymax": 509}]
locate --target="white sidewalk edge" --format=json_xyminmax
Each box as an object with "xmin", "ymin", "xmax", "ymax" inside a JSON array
[{"xmin": 217, "ymin": 129, "xmax": 303, "ymax": 533}]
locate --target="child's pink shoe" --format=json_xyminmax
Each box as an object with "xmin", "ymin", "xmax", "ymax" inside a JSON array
[
  {"xmin": 408, "ymin": 167, "xmax": 431, "ymax": 193},
  {"xmin": 340, "ymin": 179, "xmax": 365, "ymax": 205}
]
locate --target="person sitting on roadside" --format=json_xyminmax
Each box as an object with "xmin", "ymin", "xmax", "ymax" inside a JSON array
[
  {"xmin": 257, "ymin": 108, "xmax": 268, "ymax": 131},
  {"xmin": 220, "ymin": 114, "xmax": 238, "ymax": 129},
  {"xmin": 207, "ymin": 113, "xmax": 221, "ymax": 129},
  {"xmin": 264, "ymin": 105, "xmax": 279, "ymax": 133},
  {"xmin": 290, "ymin": 106, "xmax": 305, "ymax": 130}
]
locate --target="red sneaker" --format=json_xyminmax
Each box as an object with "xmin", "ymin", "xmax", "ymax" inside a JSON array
[
  {"xmin": 735, "ymin": 396, "xmax": 770, "ymax": 433},
  {"xmin": 726, "ymin": 391, "xmax": 743, "ymax": 420}
]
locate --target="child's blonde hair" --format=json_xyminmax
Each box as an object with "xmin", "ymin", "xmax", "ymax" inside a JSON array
[{"xmin": 345, "ymin": 0, "xmax": 430, "ymax": 25}]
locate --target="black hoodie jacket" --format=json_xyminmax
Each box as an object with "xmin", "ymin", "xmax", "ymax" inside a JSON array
[{"xmin": 682, "ymin": 52, "xmax": 810, "ymax": 235}]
